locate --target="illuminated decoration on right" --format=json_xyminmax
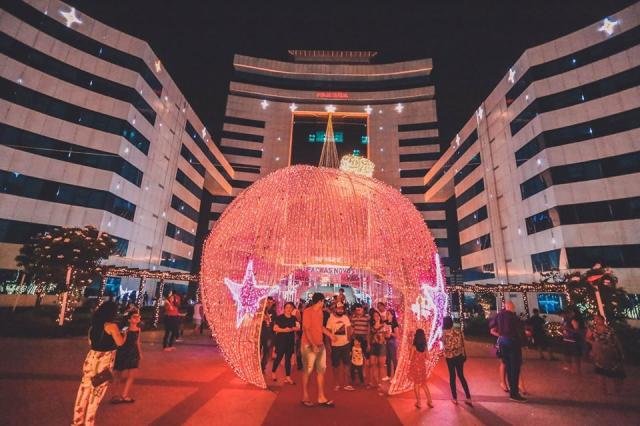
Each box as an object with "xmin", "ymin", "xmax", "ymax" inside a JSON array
[
  {"xmin": 339, "ymin": 154, "xmax": 375, "ymax": 177},
  {"xmin": 200, "ymin": 165, "xmax": 444, "ymax": 393},
  {"xmin": 598, "ymin": 17, "xmax": 620, "ymax": 36}
]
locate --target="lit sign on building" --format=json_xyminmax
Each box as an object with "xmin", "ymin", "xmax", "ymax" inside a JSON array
[
  {"xmin": 309, "ymin": 131, "xmax": 344, "ymax": 143},
  {"xmin": 316, "ymin": 92, "xmax": 349, "ymax": 99}
]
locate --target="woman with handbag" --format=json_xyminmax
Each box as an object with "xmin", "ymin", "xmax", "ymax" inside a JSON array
[
  {"xmin": 442, "ymin": 316, "xmax": 472, "ymax": 406},
  {"xmin": 72, "ymin": 301, "xmax": 125, "ymax": 426}
]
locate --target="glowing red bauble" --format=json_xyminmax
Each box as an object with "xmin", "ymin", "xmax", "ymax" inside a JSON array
[{"xmin": 201, "ymin": 165, "xmax": 446, "ymax": 393}]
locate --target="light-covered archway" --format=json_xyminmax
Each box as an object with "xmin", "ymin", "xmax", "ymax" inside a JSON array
[{"xmin": 201, "ymin": 165, "xmax": 447, "ymax": 394}]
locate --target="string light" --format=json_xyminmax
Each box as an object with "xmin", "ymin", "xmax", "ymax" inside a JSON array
[{"xmin": 200, "ymin": 165, "xmax": 442, "ymax": 393}]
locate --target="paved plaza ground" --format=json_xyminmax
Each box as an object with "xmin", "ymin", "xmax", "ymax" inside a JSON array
[{"xmin": 0, "ymin": 333, "xmax": 639, "ymax": 426}]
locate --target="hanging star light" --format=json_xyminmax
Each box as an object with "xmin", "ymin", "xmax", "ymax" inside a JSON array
[
  {"xmin": 455, "ymin": 133, "xmax": 461, "ymax": 147},
  {"xmin": 289, "ymin": 103, "xmax": 298, "ymax": 112},
  {"xmin": 325, "ymin": 104, "xmax": 337, "ymax": 113},
  {"xmin": 394, "ymin": 103, "xmax": 404, "ymax": 113},
  {"xmin": 597, "ymin": 17, "xmax": 619, "ymax": 36},
  {"xmin": 224, "ymin": 260, "xmax": 279, "ymax": 328},
  {"xmin": 59, "ymin": 7, "xmax": 82, "ymax": 27},
  {"xmin": 154, "ymin": 60, "xmax": 162, "ymax": 73},
  {"xmin": 201, "ymin": 127, "xmax": 207, "ymax": 139},
  {"xmin": 260, "ymin": 100, "xmax": 269, "ymax": 110},
  {"xmin": 476, "ymin": 105, "xmax": 484, "ymax": 123},
  {"xmin": 364, "ymin": 105, "xmax": 373, "ymax": 114},
  {"xmin": 508, "ymin": 68, "xmax": 516, "ymax": 84}
]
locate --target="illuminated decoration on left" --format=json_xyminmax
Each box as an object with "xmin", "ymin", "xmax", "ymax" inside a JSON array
[
  {"xmin": 598, "ymin": 17, "xmax": 619, "ymax": 36},
  {"xmin": 200, "ymin": 165, "xmax": 444, "ymax": 392},
  {"xmin": 59, "ymin": 7, "xmax": 82, "ymax": 27},
  {"xmin": 224, "ymin": 260, "xmax": 279, "ymax": 328}
]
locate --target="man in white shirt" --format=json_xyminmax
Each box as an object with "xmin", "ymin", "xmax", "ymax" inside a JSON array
[{"xmin": 326, "ymin": 302, "xmax": 354, "ymax": 391}]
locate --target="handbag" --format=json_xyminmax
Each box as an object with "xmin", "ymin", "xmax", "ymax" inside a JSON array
[{"xmin": 91, "ymin": 368, "xmax": 113, "ymax": 387}]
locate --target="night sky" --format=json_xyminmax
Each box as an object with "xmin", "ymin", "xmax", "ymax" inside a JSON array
[{"xmin": 67, "ymin": 0, "xmax": 636, "ymax": 148}]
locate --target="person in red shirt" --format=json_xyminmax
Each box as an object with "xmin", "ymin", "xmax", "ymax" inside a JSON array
[{"xmin": 301, "ymin": 292, "xmax": 335, "ymax": 407}]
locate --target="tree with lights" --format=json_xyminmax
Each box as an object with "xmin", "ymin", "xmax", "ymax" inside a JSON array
[
  {"xmin": 564, "ymin": 264, "xmax": 631, "ymax": 325},
  {"xmin": 15, "ymin": 226, "xmax": 117, "ymax": 325}
]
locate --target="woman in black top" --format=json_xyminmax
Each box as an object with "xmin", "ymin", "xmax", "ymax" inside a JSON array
[
  {"xmin": 72, "ymin": 301, "xmax": 125, "ymax": 426},
  {"xmin": 271, "ymin": 302, "xmax": 300, "ymax": 384}
]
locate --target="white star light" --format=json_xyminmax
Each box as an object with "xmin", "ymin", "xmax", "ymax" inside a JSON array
[
  {"xmin": 476, "ymin": 106, "xmax": 484, "ymax": 123},
  {"xmin": 455, "ymin": 133, "xmax": 461, "ymax": 147},
  {"xmin": 202, "ymin": 127, "xmax": 207, "ymax": 139},
  {"xmin": 289, "ymin": 103, "xmax": 298, "ymax": 112},
  {"xmin": 598, "ymin": 18, "xmax": 619, "ymax": 36},
  {"xmin": 325, "ymin": 104, "xmax": 337, "ymax": 113},
  {"xmin": 364, "ymin": 105, "xmax": 373, "ymax": 114},
  {"xmin": 154, "ymin": 60, "xmax": 162, "ymax": 73},
  {"xmin": 260, "ymin": 100, "xmax": 269, "ymax": 110},
  {"xmin": 508, "ymin": 68, "xmax": 516, "ymax": 84},
  {"xmin": 394, "ymin": 103, "xmax": 404, "ymax": 113},
  {"xmin": 59, "ymin": 7, "xmax": 82, "ymax": 27},
  {"xmin": 224, "ymin": 260, "xmax": 279, "ymax": 328}
]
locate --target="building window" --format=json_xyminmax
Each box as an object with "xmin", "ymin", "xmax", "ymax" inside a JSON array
[
  {"xmin": 462, "ymin": 264, "xmax": 496, "ymax": 281},
  {"xmin": 525, "ymin": 210, "xmax": 556, "ymax": 235},
  {"xmin": 170, "ymin": 195, "xmax": 199, "ymax": 223},
  {"xmin": 456, "ymin": 179, "xmax": 484, "ymax": 208},
  {"xmin": 458, "ymin": 206, "xmax": 488, "ymax": 231},
  {"xmin": 460, "ymin": 233, "xmax": 491, "ymax": 257},
  {"xmin": 537, "ymin": 293, "xmax": 565, "ymax": 314},
  {"xmin": 160, "ymin": 251, "xmax": 192, "ymax": 272},
  {"xmin": 566, "ymin": 245, "xmax": 640, "ymax": 269},
  {"xmin": 531, "ymin": 249, "xmax": 560, "ymax": 273}
]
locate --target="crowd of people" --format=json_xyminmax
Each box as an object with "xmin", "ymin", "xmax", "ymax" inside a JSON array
[{"xmin": 70, "ymin": 288, "xmax": 627, "ymax": 423}]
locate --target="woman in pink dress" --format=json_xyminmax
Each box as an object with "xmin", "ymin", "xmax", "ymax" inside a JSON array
[{"xmin": 409, "ymin": 328, "xmax": 433, "ymax": 408}]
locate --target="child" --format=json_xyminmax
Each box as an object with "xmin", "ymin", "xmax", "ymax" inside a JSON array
[
  {"xmin": 111, "ymin": 310, "xmax": 142, "ymax": 403},
  {"xmin": 409, "ymin": 328, "xmax": 433, "ymax": 409},
  {"xmin": 351, "ymin": 336, "xmax": 365, "ymax": 386}
]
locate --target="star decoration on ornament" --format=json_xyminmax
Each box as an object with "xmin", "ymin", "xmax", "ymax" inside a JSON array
[
  {"xmin": 224, "ymin": 260, "xmax": 279, "ymax": 328},
  {"xmin": 364, "ymin": 105, "xmax": 373, "ymax": 114},
  {"xmin": 598, "ymin": 18, "xmax": 619, "ymax": 36},
  {"xmin": 411, "ymin": 294, "xmax": 435, "ymax": 321},
  {"xmin": 508, "ymin": 68, "xmax": 516, "ymax": 84},
  {"xmin": 476, "ymin": 106, "xmax": 484, "ymax": 123},
  {"xmin": 59, "ymin": 7, "xmax": 82, "ymax": 27}
]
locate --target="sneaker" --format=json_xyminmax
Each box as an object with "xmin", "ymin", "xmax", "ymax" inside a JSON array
[
  {"xmin": 381, "ymin": 376, "xmax": 390, "ymax": 382},
  {"xmin": 509, "ymin": 395, "xmax": 527, "ymax": 403},
  {"xmin": 334, "ymin": 385, "xmax": 341, "ymax": 391},
  {"xmin": 343, "ymin": 385, "xmax": 355, "ymax": 391}
]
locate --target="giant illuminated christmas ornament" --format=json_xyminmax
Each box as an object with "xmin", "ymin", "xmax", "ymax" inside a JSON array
[{"xmin": 200, "ymin": 165, "xmax": 446, "ymax": 393}]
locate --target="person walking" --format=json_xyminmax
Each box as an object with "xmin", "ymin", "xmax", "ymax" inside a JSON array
[
  {"xmin": 72, "ymin": 301, "xmax": 125, "ymax": 425},
  {"xmin": 301, "ymin": 292, "xmax": 334, "ymax": 407},
  {"xmin": 562, "ymin": 309, "xmax": 585, "ymax": 374},
  {"xmin": 193, "ymin": 300, "xmax": 204, "ymax": 335},
  {"xmin": 442, "ymin": 316, "xmax": 472, "ymax": 406},
  {"xmin": 326, "ymin": 302, "xmax": 354, "ymax": 391},
  {"xmin": 409, "ymin": 329, "xmax": 433, "ymax": 409},
  {"xmin": 271, "ymin": 302, "xmax": 300, "ymax": 384},
  {"xmin": 111, "ymin": 310, "xmax": 143, "ymax": 403},
  {"xmin": 528, "ymin": 308, "xmax": 556, "ymax": 360},
  {"xmin": 350, "ymin": 303, "xmax": 371, "ymax": 385},
  {"xmin": 586, "ymin": 315, "xmax": 625, "ymax": 394},
  {"xmin": 369, "ymin": 311, "xmax": 388, "ymax": 388},
  {"xmin": 261, "ymin": 297, "xmax": 277, "ymax": 372},
  {"xmin": 490, "ymin": 301, "xmax": 527, "ymax": 402},
  {"xmin": 162, "ymin": 291, "xmax": 181, "ymax": 351},
  {"xmin": 384, "ymin": 309, "xmax": 399, "ymax": 381}
]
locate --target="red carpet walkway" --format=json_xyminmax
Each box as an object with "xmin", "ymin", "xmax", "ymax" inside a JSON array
[{"xmin": 261, "ymin": 363, "xmax": 402, "ymax": 426}]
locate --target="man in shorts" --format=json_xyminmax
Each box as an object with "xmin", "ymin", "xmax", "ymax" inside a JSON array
[
  {"xmin": 301, "ymin": 292, "xmax": 334, "ymax": 407},
  {"xmin": 326, "ymin": 302, "xmax": 354, "ymax": 391}
]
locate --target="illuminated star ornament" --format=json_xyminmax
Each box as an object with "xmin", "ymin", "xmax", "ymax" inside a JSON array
[
  {"xmin": 508, "ymin": 68, "xmax": 516, "ymax": 84},
  {"xmin": 394, "ymin": 103, "xmax": 404, "ymax": 113},
  {"xmin": 455, "ymin": 133, "xmax": 461, "ymax": 147},
  {"xmin": 59, "ymin": 7, "xmax": 82, "ymax": 27},
  {"xmin": 325, "ymin": 104, "xmax": 337, "ymax": 113},
  {"xmin": 476, "ymin": 105, "xmax": 484, "ymax": 123},
  {"xmin": 289, "ymin": 103, "xmax": 298, "ymax": 112},
  {"xmin": 364, "ymin": 105, "xmax": 373, "ymax": 114},
  {"xmin": 260, "ymin": 99, "xmax": 269, "ymax": 110},
  {"xmin": 224, "ymin": 260, "xmax": 279, "ymax": 328},
  {"xmin": 598, "ymin": 18, "xmax": 619, "ymax": 36}
]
